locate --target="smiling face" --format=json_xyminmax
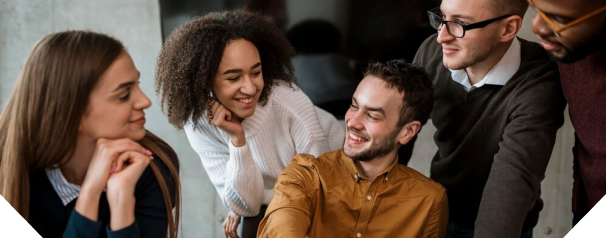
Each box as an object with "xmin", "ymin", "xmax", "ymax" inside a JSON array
[
  {"xmin": 212, "ymin": 39, "xmax": 264, "ymax": 121},
  {"xmin": 437, "ymin": 0, "xmax": 503, "ymax": 70},
  {"xmin": 343, "ymin": 75, "xmax": 404, "ymax": 162},
  {"xmin": 79, "ymin": 51, "xmax": 151, "ymax": 141},
  {"xmin": 529, "ymin": 0, "xmax": 606, "ymax": 63}
]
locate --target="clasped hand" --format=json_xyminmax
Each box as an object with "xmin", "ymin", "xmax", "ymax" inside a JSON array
[
  {"xmin": 77, "ymin": 138, "xmax": 153, "ymax": 231},
  {"xmin": 207, "ymin": 99, "xmax": 246, "ymax": 147}
]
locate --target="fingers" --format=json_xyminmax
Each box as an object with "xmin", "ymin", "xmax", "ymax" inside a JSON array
[
  {"xmin": 230, "ymin": 218, "xmax": 240, "ymax": 238},
  {"xmin": 112, "ymin": 151, "xmax": 151, "ymax": 173},
  {"xmin": 208, "ymin": 102, "xmax": 231, "ymax": 126},
  {"xmin": 223, "ymin": 212, "xmax": 240, "ymax": 238},
  {"xmin": 223, "ymin": 219, "xmax": 229, "ymax": 238},
  {"xmin": 96, "ymin": 138, "xmax": 151, "ymax": 159}
]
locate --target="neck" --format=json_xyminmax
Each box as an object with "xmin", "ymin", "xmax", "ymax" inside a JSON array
[
  {"xmin": 60, "ymin": 136, "xmax": 95, "ymax": 186},
  {"xmin": 353, "ymin": 150, "xmax": 397, "ymax": 181},
  {"xmin": 466, "ymin": 40, "xmax": 513, "ymax": 85}
]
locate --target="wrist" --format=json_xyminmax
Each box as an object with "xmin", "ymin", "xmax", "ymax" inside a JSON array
[
  {"xmin": 108, "ymin": 196, "xmax": 136, "ymax": 231},
  {"xmin": 75, "ymin": 188, "xmax": 102, "ymax": 222},
  {"xmin": 107, "ymin": 185, "xmax": 135, "ymax": 207},
  {"xmin": 230, "ymin": 134, "xmax": 246, "ymax": 147}
]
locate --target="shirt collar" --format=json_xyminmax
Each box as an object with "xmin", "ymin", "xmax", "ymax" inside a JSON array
[
  {"xmin": 449, "ymin": 37, "xmax": 521, "ymax": 91},
  {"xmin": 45, "ymin": 167, "xmax": 81, "ymax": 206},
  {"xmin": 348, "ymin": 155, "xmax": 399, "ymax": 183}
]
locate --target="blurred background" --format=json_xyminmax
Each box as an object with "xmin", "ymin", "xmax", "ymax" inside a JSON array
[{"xmin": 0, "ymin": 0, "xmax": 573, "ymax": 237}]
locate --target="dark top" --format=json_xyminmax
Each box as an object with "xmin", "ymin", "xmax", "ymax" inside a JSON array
[
  {"xmin": 559, "ymin": 50, "xmax": 606, "ymax": 218},
  {"xmin": 412, "ymin": 34, "xmax": 566, "ymax": 238},
  {"xmin": 28, "ymin": 145, "xmax": 178, "ymax": 238}
]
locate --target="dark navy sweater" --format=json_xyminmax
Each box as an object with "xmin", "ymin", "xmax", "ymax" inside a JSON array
[{"xmin": 28, "ymin": 149, "xmax": 178, "ymax": 238}]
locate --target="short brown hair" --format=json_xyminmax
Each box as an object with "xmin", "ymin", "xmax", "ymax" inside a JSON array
[
  {"xmin": 364, "ymin": 59, "xmax": 434, "ymax": 127},
  {"xmin": 155, "ymin": 9, "xmax": 295, "ymax": 129},
  {"xmin": 486, "ymin": 0, "xmax": 529, "ymax": 18}
]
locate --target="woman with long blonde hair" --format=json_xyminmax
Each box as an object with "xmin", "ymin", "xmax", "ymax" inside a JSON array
[{"xmin": 0, "ymin": 31, "xmax": 180, "ymax": 238}]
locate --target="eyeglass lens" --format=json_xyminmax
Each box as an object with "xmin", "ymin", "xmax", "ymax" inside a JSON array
[{"xmin": 428, "ymin": 12, "xmax": 465, "ymax": 38}]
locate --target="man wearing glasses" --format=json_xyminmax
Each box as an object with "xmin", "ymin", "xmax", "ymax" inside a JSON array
[
  {"xmin": 409, "ymin": 0, "xmax": 566, "ymax": 237},
  {"xmin": 526, "ymin": 0, "xmax": 606, "ymax": 227}
]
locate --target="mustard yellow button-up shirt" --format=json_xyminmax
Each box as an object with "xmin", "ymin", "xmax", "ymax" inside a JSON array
[{"xmin": 258, "ymin": 150, "xmax": 448, "ymax": 238}]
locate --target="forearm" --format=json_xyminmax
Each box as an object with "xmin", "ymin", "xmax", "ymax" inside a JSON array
[
  {"xmin": 186, "ymin": 122, "xmax": 265, "ymax": 216},
  {"xmin": 257, "ymin": 209, "xmax": 310, "ymax": 238},
  {"xmin": 222, "ymin": 142, "xmax": 265, "ymax": 216},
  {"xmin": 475, "ymin": 126, "xmax": 561, "ymax": 237},
  {"xmin": 108, "ymin": 191, "xmax": 136, "ymax": 231},
  {"xmin": 74, "ymin": 187, "xmax": 102, "ymax": 222},
  {"xmin": 474, "ymin": 159, "xmax": 545, "ymax": 238}
]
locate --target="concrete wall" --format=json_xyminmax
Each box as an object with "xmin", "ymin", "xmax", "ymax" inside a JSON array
[{"xmin": 0, "ymin": 2, "xmax": 575, "ymax": 238}]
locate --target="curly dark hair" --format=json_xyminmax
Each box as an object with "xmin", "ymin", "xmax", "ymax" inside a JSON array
[
  {"xmin": 364, "ymin": 59, "xmax": 434, "ymax": 127},
  {"xmin": 155, "ymin": 9, "xmax": 295, "ymax": 129}
]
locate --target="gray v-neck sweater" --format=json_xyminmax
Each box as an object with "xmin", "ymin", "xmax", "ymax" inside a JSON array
[{"xmin": 412, "ymin": 34, "xmax": 566, "ymax": 238}]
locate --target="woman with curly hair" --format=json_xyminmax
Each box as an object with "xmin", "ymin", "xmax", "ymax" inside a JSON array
[
  {"xmin": 0, "ymin": 31, "xmax": 180, "ymax": 238},
  {"xmin": 156, "ymin": 9, "xmax": 343, "ymax": 238}
]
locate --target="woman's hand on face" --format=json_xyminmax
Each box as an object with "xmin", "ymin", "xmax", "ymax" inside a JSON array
[
  {"xmin": 105, "ymin": 149, "xmax": 152, "ymax": 231},
  {"xmin": 80, "ymin": 138, "xmax": 151, "ymax": 196},
  {"xmin": 223, "ymin": 211, "xmax": 241, "ymax": 238},
  {"xmin": 106, "ymin": 150, "xmax": 152, "ymax": 197},
  {"xmin": 208, "ymin": 99, "xmax": 246, "ymax": 147}
]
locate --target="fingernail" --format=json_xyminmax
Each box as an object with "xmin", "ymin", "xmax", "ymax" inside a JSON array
[
  {"xmin": 149, "ymin": 155, "xmax": 154, "ymax": 160},
  {"xmin": 146, "ymin": 149, "xmax": 153, "ymax": 156}
]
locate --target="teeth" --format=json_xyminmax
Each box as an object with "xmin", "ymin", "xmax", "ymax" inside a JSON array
[
  {"xmin": 238, "ymin": 98, "xmax": 253, "ymax": 103},
  {"xmin": 349, "ymin": 132, "xmax": 367, "ymax": 142}
]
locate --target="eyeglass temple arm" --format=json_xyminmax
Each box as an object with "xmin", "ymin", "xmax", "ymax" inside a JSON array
[
  {"xmin": 558, "ymin": 5, "xmax": 606, "ymax": 33},
  {"xmin": 464, "ymin": 15, "xmax": 513, "ymax": 30}
]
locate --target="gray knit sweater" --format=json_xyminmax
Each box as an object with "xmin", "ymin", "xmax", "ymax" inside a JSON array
[{"xmin": 412, "ymin": 34, "xmax": 566, "ymax": 238}]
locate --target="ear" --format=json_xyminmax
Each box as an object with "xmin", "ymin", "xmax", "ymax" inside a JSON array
[
  {"xmin": 500, "ymin": 15, "xmax": 523, "ymax": 42},
  {"xmin": 397, "ymin": 120, "xmax": 422, "ymax": 145}
]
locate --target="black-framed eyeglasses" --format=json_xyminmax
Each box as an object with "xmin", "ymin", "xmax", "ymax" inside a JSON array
[{"xmin": 428, "ymin": 8, "xmax": 512, "ymax": 38}]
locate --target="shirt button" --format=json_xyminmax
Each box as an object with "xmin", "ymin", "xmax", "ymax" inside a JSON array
[
  {"xmin": 367, "ymin": 195, "xmax": 372, "ymax": 201},
  {"xmin": 357, "ymin": 233, "xmax": 362, "ymax": 237}
]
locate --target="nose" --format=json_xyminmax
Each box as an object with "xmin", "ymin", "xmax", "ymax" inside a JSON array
[
  {"xmin": 345, "ymin": 109, "xmax": 364, "ymax": 131},
  {"xmin": 135, "ymin": 87, "xmax": 152, "ymax": 110},
  {"xmin": 530, "ymin": 12, "xmax": 555, "ymax": 38},
  {"xmin": 436, "ymin": 23, "xmax": 455, "ymax": 44},
  {"xmin": 240, "ymin": 76, "xmax": 257, "ymax": 95}
]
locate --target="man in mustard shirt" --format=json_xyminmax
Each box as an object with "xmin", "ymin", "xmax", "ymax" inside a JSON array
[{"xmin": 258, "ymin": 59, "xmax": 448, "ymax": 238}]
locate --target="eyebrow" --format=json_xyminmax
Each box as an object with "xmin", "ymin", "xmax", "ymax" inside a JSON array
[
  {"xmin": 112, "ymin": 71, "xmax": 140, "ymax": 92},
  {"xmin": 222, "ymin": 62, "xmax": 262, "ymax": 75},
  {"xmin": 352, "ymin": 97, "xmax": 386, "ymax": 116},
  {"xmin": 450, "ymin": 14, "xmax": 474, "ymax": 21}
]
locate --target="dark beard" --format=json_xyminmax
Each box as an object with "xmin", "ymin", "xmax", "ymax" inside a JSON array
[
  {"xmin": 548, "ymin": 44, "xmax": 595, "ymax": 63},
  {"xmin": 551, "ymin": 30, "xmax": 606, "ymax": 64},
  {"xmin": 344, "ymin": 129, "xmax": 399, "ymax": 162}
]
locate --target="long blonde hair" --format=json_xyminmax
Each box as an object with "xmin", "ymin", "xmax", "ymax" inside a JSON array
[{"xmin": 0, "ymin": 31, "xmax": 180, "ymax": 238}]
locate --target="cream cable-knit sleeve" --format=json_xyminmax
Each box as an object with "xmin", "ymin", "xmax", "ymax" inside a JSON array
[
  {"xmin": 272, "ymin": 85, "xmax": 332, "ymax": 157},
  {"xmin": 314, "ymin": 106, "xmax": 345, "ymax": 151},
  {"xmin": 183, "ymin": 122, "xmax": 265, "ymax": 217}
]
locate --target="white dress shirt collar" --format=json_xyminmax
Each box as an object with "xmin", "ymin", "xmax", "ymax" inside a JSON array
[
  {"xmin": 449, "ymin": 37, "xmax": 521, "ymax": 91},
  {"xmin": 46, "ymin": 167, "xmax": 81, "ymax": 206}
]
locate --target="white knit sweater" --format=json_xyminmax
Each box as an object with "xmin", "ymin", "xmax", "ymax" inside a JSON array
[{"xmin": 184, "ymin": 83, "xmax": 344, "ymax": 217}]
